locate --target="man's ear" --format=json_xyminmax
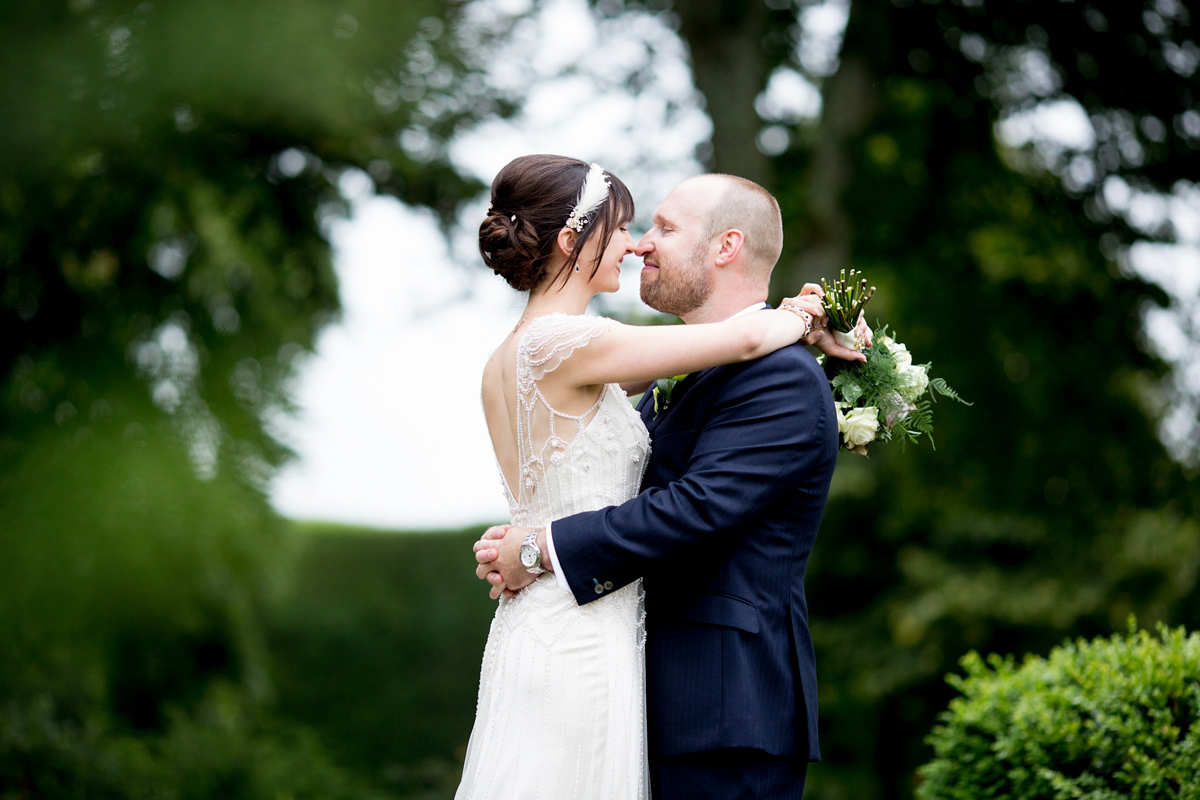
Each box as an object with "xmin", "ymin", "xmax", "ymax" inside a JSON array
[
  {"xmin": 556, "ymin": 227, "xmax": 578, "ymax": 258},
  {"xmin": 713, "ymin": 229, "xmax": 745, "ymax": 267}
]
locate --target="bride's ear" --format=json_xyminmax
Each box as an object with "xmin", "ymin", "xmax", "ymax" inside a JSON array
[{"xmin": 555, "ymin": 227, "xmax": 578, "ymax": 258}]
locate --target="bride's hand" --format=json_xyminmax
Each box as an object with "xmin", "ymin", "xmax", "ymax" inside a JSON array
[
  {"xmin": 779, "ymin": 285, "xmax": 827, "ymax": 345},
  {"xmin": 809, "ymin": 310, "xmax": 870, "ymax": 362},
  {"xmin": 851, "ymin": 313, "xmax": 874, "ymax": 348},
  {"xmin": 790, "ymin": 283, "xmax": 867, "ymax": 363},
  {"xmin": 779, "ymin": 291, "xmax": 823, "ymax": 329}
]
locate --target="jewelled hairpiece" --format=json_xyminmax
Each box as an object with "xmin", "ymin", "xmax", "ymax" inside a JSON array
[{"xmin": 564, "ymin": 163, "xmax": 611, "ymax": 233}]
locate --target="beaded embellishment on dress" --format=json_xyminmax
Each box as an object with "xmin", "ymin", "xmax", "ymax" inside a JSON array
[{"xmin": 457, "ymin": 314, "xmax": 652, "ymax": 800}]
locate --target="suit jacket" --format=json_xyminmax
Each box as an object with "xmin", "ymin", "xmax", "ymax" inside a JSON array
[{"xmin": 550, "ymin": 338, "xmax": 838, "ymax": 762}]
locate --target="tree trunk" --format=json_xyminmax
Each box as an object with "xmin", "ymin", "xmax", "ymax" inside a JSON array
[
  {"xmin": 794, "ymin": 0, "xmax": 891, "ymax": 278},
  {"xmin": 675, "ymin": 0, "xmax": 773, "ymax": 185},
  {"xmin": 674, "ymin": 0, "xmax": 888, "ymax": 293}
]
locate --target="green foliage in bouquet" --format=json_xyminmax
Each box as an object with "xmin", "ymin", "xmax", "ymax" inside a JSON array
[
  {"xmin": 824, "ymin": 324, "xmax": 968, "ymax": 454},
  {"xmin": 916, "ymin": 623, "xmax": 1200, "ymax": 800}
]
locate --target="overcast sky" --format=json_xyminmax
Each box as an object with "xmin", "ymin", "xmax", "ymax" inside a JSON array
[{"xmin": 270, "ymin": 0, "xmax": 712, "ymax": 529}]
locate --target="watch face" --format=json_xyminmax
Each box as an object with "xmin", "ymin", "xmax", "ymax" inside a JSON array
[{"xmin": 520, "ymin": 545, "xmax": 537, "ymax": 568}]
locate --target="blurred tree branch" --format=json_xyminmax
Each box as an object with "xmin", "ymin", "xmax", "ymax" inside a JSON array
[{"xmin": 0, "ymin": 0, "xmax": 510, "ymax": 479}]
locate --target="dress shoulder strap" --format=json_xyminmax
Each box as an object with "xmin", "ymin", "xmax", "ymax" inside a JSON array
[{"xmin": 518, "ymin": 313, "xmax": 613, "ymax": 383}]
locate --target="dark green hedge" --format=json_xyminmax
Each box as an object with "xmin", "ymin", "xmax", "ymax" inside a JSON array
[
  {"xmin": 917, "ymin": 624, "xmax": 1200, "ymax": 799},
  {"xmin": 0, "ymin": 690, "xmax": 388, "ymax": 800},
  {"xmin": 0, "ymin": 431, "xmax": 393, "ymax": 799}
]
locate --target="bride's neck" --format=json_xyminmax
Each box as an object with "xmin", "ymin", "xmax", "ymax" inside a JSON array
[{"xmin": 523, "ymin": 279, "xmax": 593, "ymax": 317}]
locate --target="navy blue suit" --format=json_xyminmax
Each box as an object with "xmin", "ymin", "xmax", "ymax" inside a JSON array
[{"xmin": 550, "ymin": 332, "xmax": 838, "ymax": 795}]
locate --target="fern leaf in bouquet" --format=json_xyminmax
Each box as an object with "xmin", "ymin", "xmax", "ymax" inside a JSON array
[{"xmin": 816, "ymin": 272, "xmax": 969, "ymax": 455}]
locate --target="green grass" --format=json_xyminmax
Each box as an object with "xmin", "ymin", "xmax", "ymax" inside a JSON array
[{"xmin": 265, "ymin": 522, "xmax": 500, "ymax": 798}]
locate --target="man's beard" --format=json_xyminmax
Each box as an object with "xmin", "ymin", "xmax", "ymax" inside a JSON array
[{"xmin": 640, "ymin": 239, "xmax": 712, "ymax": 317}]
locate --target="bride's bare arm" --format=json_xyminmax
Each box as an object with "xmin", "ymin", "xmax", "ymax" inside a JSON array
[
  {"xmin": 619, "ymin": 380, "xmax": 654, "ymax": 395},
  {"xmin": 554, "ymin": 294, "xmax": 833, "ymax": 389}
]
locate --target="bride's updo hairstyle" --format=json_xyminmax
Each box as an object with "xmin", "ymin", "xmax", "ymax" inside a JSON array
[{"xmin": 480, "ymin": 155, "xmax": 635, "ymax": 291}]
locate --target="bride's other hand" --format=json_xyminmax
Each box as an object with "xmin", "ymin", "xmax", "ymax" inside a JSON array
[
  {"xmin": 807, "ymin": 328, "xmax": 867, "ymax": 362},
  {"xmin": 818, "ymin": 310, "xmax": 873, "ymax": 360},
  {"xmin": 853, "ymin": 312, "xmax": 874, "ymax": 348}
]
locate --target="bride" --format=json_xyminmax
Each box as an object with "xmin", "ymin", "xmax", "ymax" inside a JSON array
[{"xmin": 456, "ymin": 154, "xmax": 834, "ymax": 800}]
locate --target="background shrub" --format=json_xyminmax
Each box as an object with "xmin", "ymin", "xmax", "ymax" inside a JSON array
[{"xmin": 916, "ymin": 624, "xmax": 1200, "ymax": 799}]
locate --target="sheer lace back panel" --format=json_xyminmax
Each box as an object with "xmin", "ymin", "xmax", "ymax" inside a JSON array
[
  {"xmin": 459, "ymin": 313, "xmax": 652, "ymax": 800},
  {"xmin": 502, "ymin": 313, "xmax": 650, "ymax": 528}
]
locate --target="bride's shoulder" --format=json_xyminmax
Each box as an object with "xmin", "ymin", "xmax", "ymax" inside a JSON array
[
  {"xmin": 523, "ymin": 313, "xmax": 616, "ymax": 346},
  {"xmin": 519, "ymin": 314, "xmax": 616, "ymax": 375},
  {"xmin": 481, "ymin": 345, "xmax": 505, "ymax": 390}
]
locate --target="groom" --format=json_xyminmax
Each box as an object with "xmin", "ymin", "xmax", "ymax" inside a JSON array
[{"xmin": 474, "ymin": 173, "xmax": 852, "ymax": 799}]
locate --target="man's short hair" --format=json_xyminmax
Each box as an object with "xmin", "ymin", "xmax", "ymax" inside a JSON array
[{"xmin": 702, "ymin": 174, "xmax": 783, "ymax": 281}]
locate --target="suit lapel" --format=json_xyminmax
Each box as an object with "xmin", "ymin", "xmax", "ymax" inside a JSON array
[
  {"xmin": 636, "ymin": 384, "xmax": 654, "ymax": 416},
  {"xmin": 642, "ymin": 368, "xmax": 711, "ymax": 437},
  {"xmin": 637, "ymin": 386, "xmax": 657, "ymax": 433}
]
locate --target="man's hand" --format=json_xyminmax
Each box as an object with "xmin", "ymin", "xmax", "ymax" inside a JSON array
[{"xmin": 473, "ymin": 524, "xmax": 539, "ymax": 600}]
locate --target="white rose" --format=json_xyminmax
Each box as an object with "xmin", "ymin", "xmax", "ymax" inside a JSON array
[
  {"xmin": 887, "ymin": 339, "xmax": 913, "ymax": 369},
  {"xmin": 898, "ymin": 364, "xmax": 929, "ymax": 401},
  {"xmin": 840, "ymin": 406, "xmax": 880, "ymax": 448}
]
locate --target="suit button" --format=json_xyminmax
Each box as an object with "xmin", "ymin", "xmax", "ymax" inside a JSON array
[
  {"xmin": 604, "ymin": 581, "xmax": 614, "ymax": 591},
  {"xmin": 594, "ymin": 584, "xmax": 604, "ymax": 594}
]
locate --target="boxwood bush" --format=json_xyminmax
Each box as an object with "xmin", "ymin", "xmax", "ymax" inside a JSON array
[{"xmin": 917, "ymin": 624, "xmax": 1200, "ymax": 799}]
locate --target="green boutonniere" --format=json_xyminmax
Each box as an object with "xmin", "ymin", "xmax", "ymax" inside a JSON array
[{"xmin": 652, "ymin": 374, "xmax": 690, "ymax": 417}]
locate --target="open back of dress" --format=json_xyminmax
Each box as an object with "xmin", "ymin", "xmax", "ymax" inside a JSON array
[{"xmin": 458, "ymin": 314, "xmax": 652, "ymax": 800}]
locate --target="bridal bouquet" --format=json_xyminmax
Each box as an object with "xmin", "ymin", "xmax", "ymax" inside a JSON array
[{"xmin": 819, "ymin": 270, "xmax": 969, "ymax": 455}]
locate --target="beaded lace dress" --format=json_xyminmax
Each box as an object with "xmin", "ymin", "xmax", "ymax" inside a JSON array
[{"xmin": 456, "ymin": 314, "xmax": 651, "ymax": 800}]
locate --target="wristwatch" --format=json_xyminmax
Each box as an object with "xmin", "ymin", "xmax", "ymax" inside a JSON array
[{"xmin": 520, "ymin": 528, "xmax": 545, "ymax": 575}]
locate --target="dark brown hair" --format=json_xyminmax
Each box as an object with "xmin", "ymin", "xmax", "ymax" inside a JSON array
[{"xmin": 479, "ymin": 155, "xmax": 635, "ymax": 291}]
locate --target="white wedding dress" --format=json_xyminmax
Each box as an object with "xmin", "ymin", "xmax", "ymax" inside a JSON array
[{"xmin": 456, "ymin": 314, "xmax": 652, "ymax": 800}]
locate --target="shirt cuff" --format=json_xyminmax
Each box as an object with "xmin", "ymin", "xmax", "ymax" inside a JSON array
[{"xmin": 544, "ymin": 522, "xmax": 569, "ymax": 592}]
